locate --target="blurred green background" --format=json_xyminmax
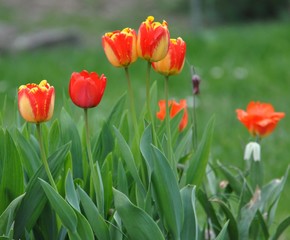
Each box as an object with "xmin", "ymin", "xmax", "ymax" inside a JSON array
[{"xmin": 1, "ymin": 0, "xmax": 290, "ymax": 235}]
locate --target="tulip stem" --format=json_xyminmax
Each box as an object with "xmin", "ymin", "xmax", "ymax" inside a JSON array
[
  {"xmin": 36, "ymin": 123, "xmax": 57, "ymax": 190},
  {"xmin": 124, "ymin": 67, "xmax": 140, "ymax": 145},
  {"xmin": 84, "ymin": 108, "xmax": 104, "ymax": 216},
  {"xmin": 164, "ymin": 76, "xmax": 173, "ymax": 166},
  {"xmin": 146, "ymin": 61, "xmax": 157, "ymax": 145}
]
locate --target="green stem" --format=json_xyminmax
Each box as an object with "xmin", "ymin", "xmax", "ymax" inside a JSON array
[
  {"xmin": 190, "ymin": 65, "xmax": 198, "ymax": 149},
  {"xmin": 36, "ymin": 123, "xmax": 57, "ymax": 190},
  {"xmin": 164, "ymin": 76, "xmax": 173, "ymax": 166},
  {"xmin": 146, "ymin": 61, "xmax": 158, "ymax": 145},
  {"xmin": 125, "ymin": 67, "xmax": 140, "ymax": 145},
  {"xmin": 84, "ymin": 108, "xmax": 104, "ymax": 216},
  {"xmin": 192, "ymin": 94, "xmax": 198, "ymax": 149}
]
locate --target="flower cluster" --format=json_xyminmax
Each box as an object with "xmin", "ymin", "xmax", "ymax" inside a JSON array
[{"xmin": 13, "ymin": 15, "xmax": 289, "ymax": 240}]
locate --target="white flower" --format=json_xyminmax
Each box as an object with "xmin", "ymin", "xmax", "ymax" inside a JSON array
[{"xmin": 244, "ymin": 142, "xmax": 261, "ymax": 161}]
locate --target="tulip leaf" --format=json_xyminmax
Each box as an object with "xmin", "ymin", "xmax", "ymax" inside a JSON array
[
  {"xmin": 113, "ymin": 126, "xmax": 145, "ymax": 197},
  {"xmin": 93, "ymin": 122, "xmax": 114, "ymax": 165},
  {"xmin": 197, "ymin": 189, "xmax": 221, "ymax": 236},
  {"xmin": 0, "ymin": 193, "xmax": 25, "ymax": 236},
  {"xmin": 107, "ymin": 92, "xmax": 127, "ymax": 127},
  {"xmin": 180, "ymin": 185, "xmax": 198, "ymax": 240},
  {"xmin": 77, "ymin": 186, "xmax": 110, "ymax": 240},
  {"xmin": 215, "ymin": 220, "xmax": 230, "ymax": 240},
  {"xmin": 217, "ymin": 161, "xmax": 252, "ymax": 205},
  {"xmin": 48, "ymin": 119, "xmax": 61, "ymax": 154},
  {"xmin": 60, "ymin": 108, "xmax": 83, "ymax": 179},
  {"xmin": 15, "ymin": 129, "xmax": 41, "ymax": 178},
  {"xmin": 13, "ymin": 143, "xmax": 70, "ymax": 239},
  {"xmin": 113, "ymin": 188, "xmax": 165, "ymax": 240},
  {"xmin": 186, "ymin": 116, "xmax": 215, "ymax": 188},
  {"xmin": 212, "ymin": 199, "xmax": 239, "ymax": 240},
  {"xmin": 65, "ymin": 169, "xmax": 80, "ymax": 211},
  {"xmin": 74, "ymin": 210, "xmax": 94, "ymax": 240},
  {"xmin": 0, "ymin": 130, "xmax": 24, "ymax": 214},
  {"xmin": 140, "ymin": 124, "xmax": 154, "ymax": 179},
  {"xmin": 101, "ymin": 153, "xmax": 113, "ymax": 216},
  {"xmin": 238, "ymin": 172, "xmax": 288, "ymax": 240},
  {"xmin": 40, "ymin": 178, "xmax": 78, "ymax": 233},
  {"xmin": 271, "ymin": 216, "xmax": 290, "ymax": 240},
  {"xmin": 150, "ymin": 145, "xmax": 183, "ymax": 239}
]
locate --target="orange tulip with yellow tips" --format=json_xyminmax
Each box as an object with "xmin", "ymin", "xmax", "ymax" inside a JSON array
[
  {"xmin": 152, "ymin": 37, "xmax": 186, "ymax": 76},
  {"xmin": 137, "ymin": 16, "xmax": 170, "ymax": 62},
  {"xmin": 102, "ymin": 28, "xmax": 138, "ymax": 67},
  {"xmin": 18, "ymin": 80, "xmax": 55, "ymax": 123}
]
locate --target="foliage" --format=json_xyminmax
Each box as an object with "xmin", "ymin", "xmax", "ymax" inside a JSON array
[{"xmin": 0, "ymin": 18, "xmax": 290, "ymax": 240}]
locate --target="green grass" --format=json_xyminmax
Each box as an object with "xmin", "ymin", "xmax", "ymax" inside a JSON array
[{"xmin": 1, "ymin": 18, "xmax": 290, "ymax": 232}]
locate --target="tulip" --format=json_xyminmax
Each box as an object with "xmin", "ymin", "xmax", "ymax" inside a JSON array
[
  {"xmin": 137, "ymin": 16, "xmax": 170, "ymax": 62},
  {"xmin": 236, "ymin": 101, "xmax": 285, "ymax": 137},
  {"xmin": 18, "ymin": 80, "xmax": 55, "ymax": 123},
  {"xmin": 152, "ymin": 37, "xmax": 186, "ymax": 76},
  {"xmin": 69, "ymin": 70, "xmax": 107, "ymax": 109},
  {"xmin": 157, "ymin": 99, "xmax": 188, "ymax": 132},
  {"xmin": 102, "ymin": 28, "xmax": 138, "ymax": 67}
]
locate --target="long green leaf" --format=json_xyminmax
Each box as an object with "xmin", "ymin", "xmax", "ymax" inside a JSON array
[
  {"xmin": 48, "ymin": 119, "xmax": 61, "ymax": 154},
  {"xmin": 186, "ymin": 116, "xmax": 215, "ymax": 187},
  {"xmin": 77, "ymin": 186, "xmax": 110, "ymax": 240},
  {"xmin": 271, "ymin": 216, "xmax": 290, "ymax": 240},
  {"xmin": 212, "ymin": 199, "xmax": 239, "ymax": 240},
  {"xmin": 40, "ymin": 178, "xmax": 78, "ymax": 233},
  {"xmin": 65, "ymin": 170, "xmax": 80, "ymax": 211},
  {"xmin": 74, "ymin": 210, "xmax": 94, "ymax": 240},
  {"xmin": 151, "ymin": 146, "xmax": 183, "ymax": 240},
  {"xmin": 180, "ymin": 186, "xmax": 198, "ymax": 240},
  {"xmin": 107, "ymin": 93, "xmax": 127, "ymax": 127},
  {"xmin": 197, "ymin": 189, "xmax": 221, "ymax": 236},
  {"xmin": 0, "ymin": 130, "xmax": 24, "ymax": 214},
  {"xmin": 0, "ymin": 193, "xmax": 25, "ymax": 235},
  {"xmin": 60, "ymin": 108, "xmax": 83, "ymax": 178},
  {"xmin": 215, "ymin": 220, "xmax": 229, "ymax": 240},
  {"xmin": 15, "ymin": 129, "xmax": 41, "ymax": 178},
  {"xmin": 113, "ymin": 126, "xmax": 145, "ymax": 197},
  {"xmin": 13, "ymin": 143, "xmax": 70, "ymax": 239},
  {"xmin": 113, "ymin": 188, "xmax": 164, "ymax": 240}
]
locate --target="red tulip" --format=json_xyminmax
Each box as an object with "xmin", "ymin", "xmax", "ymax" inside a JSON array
[
  {"xmin": 69, "ymin": 70, "xmax": 107, "ymax": 108},
  {"xmin": 156, "ymin": 99, "xmax": 188, "ymax": 131},
  {"xmin": 236, "ymin": 101, "xmax": 285, "ymax": 137},
  {"xmin": 102, "ymin": 28, "xmax": 138, "ymax": 67},
  {"xmin": 137, "ymin": 16, "xmax": 170, "ymax": 62},
  {"xmin": 18, "ymin": 80, "xmax": 55, "ymax": 123},
  {"xmin": 152, "ymin": 37, "xmax": 186, "ymax": 76}
]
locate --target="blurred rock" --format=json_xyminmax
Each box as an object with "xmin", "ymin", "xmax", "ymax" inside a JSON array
[
  {"xmin": 0, "ymin": 23, "xmax": 18, "ymax": 54},
  {"xmin": 10, "ymin": 28, "xmax": 82, "ymax": 52}
]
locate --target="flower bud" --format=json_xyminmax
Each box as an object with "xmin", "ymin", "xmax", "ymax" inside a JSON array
[
  {"xmin": 192, "ymin": 74, "xmax": 201, "ymax": 95},
  {"xmin": 102, "ymin": 28, "xmax": 138, "ymax": 67},
  {"xmin": 69, "ymin": 70, "xmax": 107, "ymax": 109},
  {"xmin": 137, "ymin": 16, "xmax": 170, "ymax": 62},
  {"xmin": 152, "ymin": 37, "xmax": 186, "ymax": 76},
  {"xmin": 18, "ymin": 80, "xmax": 55, "ymax": 123}
]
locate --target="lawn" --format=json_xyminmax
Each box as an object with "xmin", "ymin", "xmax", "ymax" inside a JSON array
[{"xmin": 1, "ymin": 15, "xmax": 290, "ymax": 235}]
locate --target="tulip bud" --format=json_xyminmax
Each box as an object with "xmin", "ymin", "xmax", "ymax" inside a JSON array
[
  {"xmin": 102, "ymin": 28, "xmax": 138, "ymax": 67},
  {"xmin": 137, "ymin": 16, "xmax": 170, "ymax": 62},
  {"xmin": 192, "ymin": 74, "xmax": 201, "ymax": 95},
  {"xmin": 152, "ymin": 37, "xmax": 186, "ymax": 76},
  {"xmin": 18, "ymin": 80, "xmax": 55, "ymax": 123},
  {"xmin": 69, "ymin": 70, "xmax": 107, "ymax": 109}
]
